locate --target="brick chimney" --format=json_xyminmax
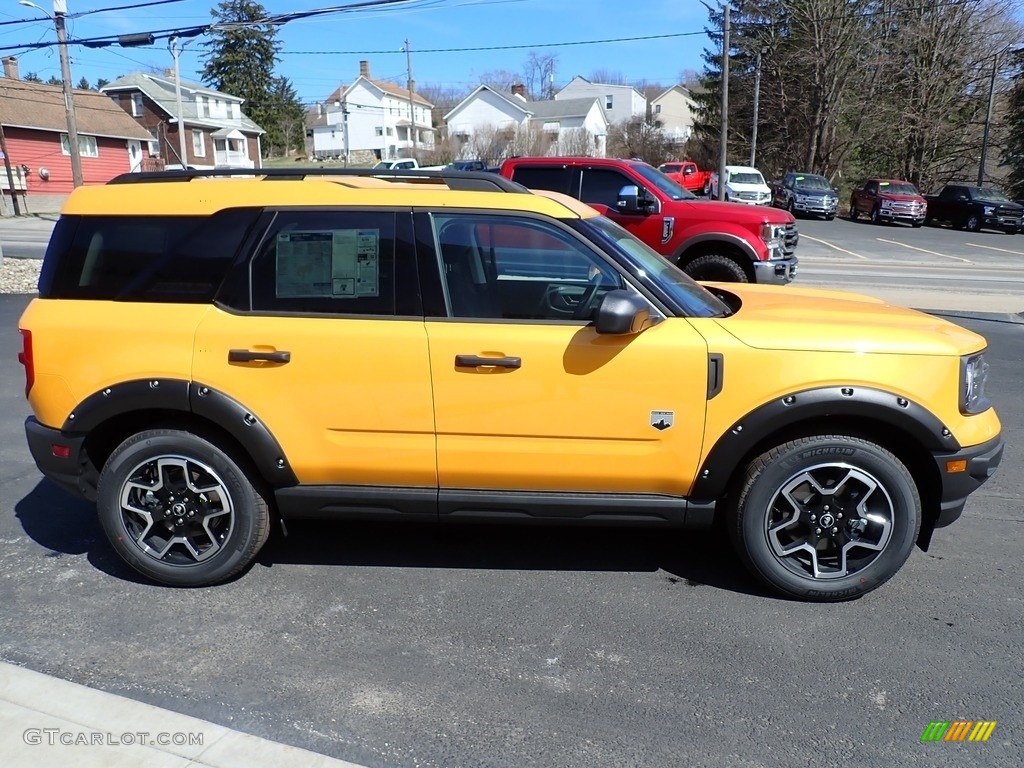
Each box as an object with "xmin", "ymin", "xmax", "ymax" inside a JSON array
[
  {"xmin": 510, "ymin": 83, "xmax": 527, "ymax": 99},
  {"xmin": 2, "ymin": 56, "xmax": 19, "ymax": 80},
  {"xmin": 359, "ymin": 60, "xmax": 370, "ymax": 78}
]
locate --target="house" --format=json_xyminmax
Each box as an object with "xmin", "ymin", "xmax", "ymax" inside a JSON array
[
  {"xmin": 443, "ymin": 84, "xmax": 608, "ymax": 160},
  {"xmin": 0, "ymin": 56, "xmax": 154, "ymax": 200},
  {"xmin": 307, "ymin": 60, "xmax": 434, "ymax": 161},
  {"xmin": 650, "ymin": 85, "xmax": 697, "ymax": 145},
  {"xmin": 101, "ymin": 72, "xmax": 264, "ymax": 171},
  {"xmin": 554, "ymin": 76, "xmax": 646, "ymax": 127}
]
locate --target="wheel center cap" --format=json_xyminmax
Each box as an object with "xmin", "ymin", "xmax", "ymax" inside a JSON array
[
  {"xmin": 171, "ymin": 502, "xmax": 187, "ymax": 516},
  {"xmin": 818, "ymin": 513, "xmax": 836, "ymax": 529}
]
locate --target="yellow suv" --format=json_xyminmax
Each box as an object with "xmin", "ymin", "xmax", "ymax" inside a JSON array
[{"xmin": 18, "ymin": 168, "xmax": 1003, "ymax": 600}]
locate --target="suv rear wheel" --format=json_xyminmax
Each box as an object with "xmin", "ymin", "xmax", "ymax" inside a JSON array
[
  {"xmin": 729, "ymin": 434, "xmax": 920, "ymax": 601},
  {"xmin": 684, "ymin": 254, "xmax": 748, "ymax": 283},
  {"xmin": 96, "ymin": 429, "xmax": 271, "ymax": 587}
]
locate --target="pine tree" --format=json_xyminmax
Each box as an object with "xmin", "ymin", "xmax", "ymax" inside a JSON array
[{"xmin": 201, "ymin": 0, "xmax": 280, "ymax": 156}]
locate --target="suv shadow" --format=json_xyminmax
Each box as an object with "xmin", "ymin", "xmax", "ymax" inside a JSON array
[{"xmin": 15, "ymin": 479, "xmax": 771, "ymax": 597}]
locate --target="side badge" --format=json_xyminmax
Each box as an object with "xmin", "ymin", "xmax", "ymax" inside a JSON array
[{"xmin": 651, "ymin": 410, "xmax": 674, "ymax": 431}]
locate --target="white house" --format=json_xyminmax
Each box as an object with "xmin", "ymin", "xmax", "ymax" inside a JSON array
[
  {"xmin": 307, "ymin": 60, "xmax": 434, "ymax": 161},
  {"xmin": 444, "ymin": 84, "xmax": 608, "ymax": 159},
  {"xmin": 554, "ymin": 76, "xmax": 646, "ymax": 127},
  {"xmin": 650, "ymin": 85, "xmax": 697, "ymax": 145}
]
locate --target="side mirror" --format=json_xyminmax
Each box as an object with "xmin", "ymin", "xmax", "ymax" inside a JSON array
[
  {"xmin": 617, "ymin": 184, "xmax": 642, "ymax": 213},
  {"xmin": 683, "ymin": 166, "xmax": 694, "ymax": 175},
  {"xmin": 594, "ymin": 290, "xmax": 652, "ymax": 335}
]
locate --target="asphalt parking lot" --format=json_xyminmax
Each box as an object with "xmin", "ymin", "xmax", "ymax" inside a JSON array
[{"xmin": 1, "ymin": 286, "xmax": 1022, "ymax": 768}]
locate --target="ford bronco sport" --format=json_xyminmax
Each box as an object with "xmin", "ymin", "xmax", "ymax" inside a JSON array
[{"xmin": 19, "ymin": 168, "xmax": 1002, "ymax": 600}]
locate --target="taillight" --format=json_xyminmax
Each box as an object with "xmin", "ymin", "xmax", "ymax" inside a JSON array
[{"xmin": 18, "ymin": 329, "xmax": 34, "ymax": 398}]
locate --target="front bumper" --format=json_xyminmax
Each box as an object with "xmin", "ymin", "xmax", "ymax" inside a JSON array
[
  {"xmin": 932, "ymin": 434, "xmax": 1003, "ymax": 527},
  {"xmin": 752, "ymin": 256, "xmax": 798, "ymax": 285},
  {"xmin": 794, "ymin": 198, "xmax": 838, "ymax": 216},
  {"xmin": 25, "ymin": 416, "xmax": 96, "ymax": 500}
]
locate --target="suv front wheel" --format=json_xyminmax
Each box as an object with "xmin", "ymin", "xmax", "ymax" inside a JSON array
[
  {"xmin": 96, "ymin": 429, "xmax": 271, "ymax": 587},
  {"xmin": 729, "ymin": 434, "xmax": 920, "ymax": 601}
]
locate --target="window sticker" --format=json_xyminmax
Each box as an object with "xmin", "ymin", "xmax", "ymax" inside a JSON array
[{"xmin": 275, "ymin": 229, "xmax": 379, "ymax": 298}]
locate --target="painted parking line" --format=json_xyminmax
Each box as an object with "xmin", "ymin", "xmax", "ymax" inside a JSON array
[
  {"xmin": 797, "ymin": 234, "xmax": 869, "ymax": 260},
  {"xmin": 965, "ymin": 242, "xmax": 1024, "ymax": 255},
  {"xmin": 875, "ymin": 238, "xmax": 973, "ymax": 264}
]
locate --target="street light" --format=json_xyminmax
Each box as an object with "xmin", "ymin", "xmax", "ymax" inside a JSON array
[{"xmin": 19, "ymin": 0, "xmax": 83, "ymax": 188}]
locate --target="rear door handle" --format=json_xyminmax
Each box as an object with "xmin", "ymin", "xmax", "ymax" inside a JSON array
[
  {"xmin": 228, "ymin": 349, "xmax": 291, "ymax": 364},
  {"xmin": 455, "ymin": 354, "xmax": 521, "ymax": 369}
]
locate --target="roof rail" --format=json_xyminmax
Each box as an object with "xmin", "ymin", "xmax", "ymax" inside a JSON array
[{"xmin": 107, "ymin": 167, "xmax": 528, "ymax": 194}]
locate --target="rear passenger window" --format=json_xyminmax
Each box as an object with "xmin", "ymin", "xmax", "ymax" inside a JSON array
[
  {"xmin": 38, "ymin": 210, "xmax": 260, "ymax": 302},
  {"xmin": 509, "ymin": 167, "xmax": 573, "ymax": 195},
  {"xmin": 249, "ymin": 210, "xmax": 398, "ymax": 315}
]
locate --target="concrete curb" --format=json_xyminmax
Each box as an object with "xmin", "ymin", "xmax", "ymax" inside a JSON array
[{"xmin": 0, "ymin": 662, "xmax": 368, "ymax": 768}]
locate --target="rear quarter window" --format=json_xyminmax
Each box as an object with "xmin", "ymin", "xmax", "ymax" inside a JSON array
[{"xmin": 38, "ymin": 209, "xmax": 261, "ymax": 302}]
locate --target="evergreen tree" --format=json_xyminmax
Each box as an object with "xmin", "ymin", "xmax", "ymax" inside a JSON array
[
  {"xmin": 265, "ymin": 76, "xmax": 305, "ymax": 157},
  {"xmin": 201, "ymin": 0, "xmax": 280, "ymax": 156},
  {"xmin": 77, "ymin": 77, "xmax": 92, "ymax": 90},
  {"xmin": 1001, "ymin": 50, "xmax": 1024, "ymax": 198},
  {"xmin": 24, "ymin": 72, "xmax": 41, "ymax": 82},
  {"xmin": 46, "ymin": 75, "xmax": 62, "ymax": 86}
]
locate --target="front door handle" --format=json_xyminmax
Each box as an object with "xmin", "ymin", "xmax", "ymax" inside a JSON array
[
  {"xmin": 228, "ymin": 349, "xmax": 291, "ymax": 364},
  {"xmin": 455, "ymin": 354, "xmax": 521, "ymax": 369}
]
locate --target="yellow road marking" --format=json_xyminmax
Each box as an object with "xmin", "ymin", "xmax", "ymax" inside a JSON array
[
  {"xmin": 798, "ymin": 234, "xmax": 869, "ymax": 260},
  {"xmin": 875, "ymin": 238, "xmax": 973, "ymax": 263}
]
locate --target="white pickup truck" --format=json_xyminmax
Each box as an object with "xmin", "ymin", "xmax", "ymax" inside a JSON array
[
  {"xmin": 373, "ymin": 158, "xmax": 419, "ymax": 170},
  {"xmin": 709, "ymin": 165, "xmax": 773, "ymax": 205}
]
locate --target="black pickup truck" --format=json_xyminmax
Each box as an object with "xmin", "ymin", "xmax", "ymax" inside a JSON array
[{"xmin": 923, "ymin": 184, "xmax": 1023, "ymax": 234}]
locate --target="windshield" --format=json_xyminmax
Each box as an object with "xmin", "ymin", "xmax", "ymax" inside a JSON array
[
  {"xmin": 793, "ymin": 175, "xmax": 832, "ymax": 191},
  {"xmin": 879, "ymin": 182, "xmax": 919, "ymax": 196},
  {"xmin": 659, "ymin": 164, "xmax": 684, "ymax": 173},
  {"xmin": 574, "ymin": 216, "xmax": 730, "ymax": 318},
  {"xmin": 729, "ymin": 172, "xmax": 766, "ymax": 186},
  {"xmin": 972, "ymin": 188, "xmax": 1011, "ymax": 203},
  {"xmin": 631, "ymin": 162, "xmax": 697, "ymax": 201}
]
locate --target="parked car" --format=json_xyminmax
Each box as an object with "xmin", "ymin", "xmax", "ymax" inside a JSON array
[
  {"xmin": 657, "ymin": 161, "xmax": 713, "ymax": 195},
  {"xmin": 19, "ymin": 166, "xmax": 1002, "ymax": 600},
  {"xmin": 849, "ymin": 179, "xmax": 927, "ymax": 226},
  {"xmin": 373, "ymin": 158, "xmax": 419, "ymax": 170},
  {"xmin": 709, "ymin": 165, "xmax": 773, "ymax": 205},
  {"xmin": 445, "ymin": 159, "xmax": 487, "ymax": 171},
  {"xmin": 500, "ymin": 156, "xmax": 797, "ymax": 283},
  {"xmin": 923, "ymin": 184, "xmax": 1023, "ymax": 234},
  {"xmin": 771, "ymin": 172, "xmax": 839, "ymax": 220}
]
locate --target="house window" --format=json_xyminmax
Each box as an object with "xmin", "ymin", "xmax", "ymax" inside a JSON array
[
  {"xmin": 61, "ymin": 134, "xmax": 99, "ymax": 158},
  {"xmin": 605, "ymin": 95, "xmax": 613, "ymax": 110},
  {"xmin": 654, "ymin": 104, "xmax": 661, "ymax": 114},
  {"xmin": 386, "ymin": 127, "xmax": 393, "ymax": 136},
  {"xmin": 131, "ymin": 93, "xmax": 144, "ymax": 117},
  {"xmin": 375, "ymin": 127, "xmax": 383, "ymax": 136},
  {"xmin": 192, "ymin": 129, "xmax": 206, "ymax": 157},
  {"xmin": 198, "ymin": 97, "xmax": 210, "ymax": 118}
]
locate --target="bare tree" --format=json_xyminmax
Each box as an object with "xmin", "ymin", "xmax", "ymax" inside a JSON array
[
  {"xmin": 558, "ymin": 127, "xmax": 596, "ymax": 156},
  {"xmin": 607, "ymin": 118, "xmax": 674, "ymax": 165},
  {"xmin": 524, "ymin": 52, "xmax": 558, "ymax": 99}
]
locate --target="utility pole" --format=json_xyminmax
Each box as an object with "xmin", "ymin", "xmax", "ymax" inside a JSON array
[
  {"xmin": 405, "ymin": 39, "xmax": 417, "ymax": 155},
  {"xmin": 978, "ymin": 53, "xmax": 997, "ymax": 187},
  {"xmin": 750, "ymin": 48, "xmax": 763, "ymax": 167},
  {"xmin": 170, "ymin": 37, "xmax": 189, "ymax": 170},
  {"xmin": 0, "ymin": 120, "xmax": 22, "ymax": 215},
  {"xmin": 718, "ymin": 4, "xmax": 729, "ymax": 200},
  {"xmin": 20, "ymin": 1, "xmax": 83, "ymax": 187}
]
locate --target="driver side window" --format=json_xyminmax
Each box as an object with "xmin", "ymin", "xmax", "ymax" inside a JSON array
[
  {"xmin": 433, "ymin": 214, "xmax": 622, "ymax": 322},
  {"xmin": 580, "ymin": 169, "xmax": 635, "ymax": 209}
]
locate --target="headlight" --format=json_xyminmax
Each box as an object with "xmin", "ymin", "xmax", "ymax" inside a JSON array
[
  {"xmin": 881, "ymin": 199, "xmax": 893, "ymax": 208},
  {"xmin": 960, "ymin": 352, "xmax": 991, "ymax": 414},
  {"xmin": 760, "ymin": 223, "xmax": 786, "ymax": 242},
  {"xmin": 983, "ymin": 206, "xmax": 994, "ymax": 215}
]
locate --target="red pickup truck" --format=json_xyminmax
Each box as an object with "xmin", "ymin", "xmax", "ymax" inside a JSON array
[
  {"xmin": 499, "ymin": 156, "xmax": 798, "ymax": 284},
  {"xmin": 658, "ymin": 161, "xmax": 713, "ymax": 195}
]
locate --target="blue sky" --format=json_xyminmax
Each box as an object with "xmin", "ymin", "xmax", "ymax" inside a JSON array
[{"xmin": 0, "ymin": 0, "xmax": 712, "ymax": 105}]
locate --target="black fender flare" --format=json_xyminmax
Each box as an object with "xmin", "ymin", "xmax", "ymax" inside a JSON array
[
  {"xmin": 62, "ymin": 379, "xmax": 298, "ymax": 486},
  {"xmin": 690, "ymin": 386, "xmax": 959, "ymax": 501}
]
